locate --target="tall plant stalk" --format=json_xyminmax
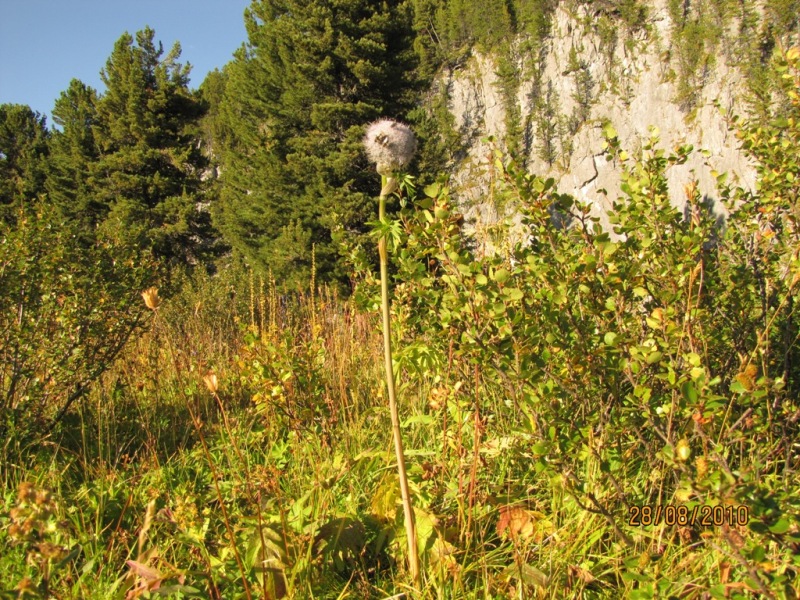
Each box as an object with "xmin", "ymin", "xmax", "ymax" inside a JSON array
[
  {"xmin": 378, "ymin": 174, "xmax": 420, "ymax": 587},
  {"xmin": 363, "ymin": 119, "xmax": 420, "ymax": 587}
]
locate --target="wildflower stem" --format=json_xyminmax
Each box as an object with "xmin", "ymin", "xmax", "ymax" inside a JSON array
[{"xmin": 379, "ymin": 174, "xmax": 420, "ymax": 587}]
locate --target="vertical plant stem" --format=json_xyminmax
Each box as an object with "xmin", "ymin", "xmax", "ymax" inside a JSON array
[
  {"xmin": 465, "ymin": 363, "xmax": 482, "ymax": 547},
  {"xmin": 378, "ymin": 175, "xmax": 421, "ymax": 587}
]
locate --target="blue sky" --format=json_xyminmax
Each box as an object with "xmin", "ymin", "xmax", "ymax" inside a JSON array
[{"xmin": 0, "ymin": 0, "xmax": 252, "ymax": 125}]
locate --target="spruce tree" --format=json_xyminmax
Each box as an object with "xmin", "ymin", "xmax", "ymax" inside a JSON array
[
  {"xmin": 0, "ymin": 104, "xmax": 49, "ymax": 224},
  {"xmin": 89, "ymin": 28, "xmax": 211, "ymax": 265},
  {"xmin": 199, "ymin": 68, "xmax": 231, "ymax": 162},
  {"xmin": 46, "ymin": 79, "xmax": 102, "ymax": 229},
  {"xmin": 215, "ymin": 0, "xmax": 419, "ymax": 287}
]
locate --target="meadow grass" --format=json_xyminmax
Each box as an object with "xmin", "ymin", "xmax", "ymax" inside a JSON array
[{"xmin": 2, "ymin": 257, "xmax": 796, "ymax": 598}]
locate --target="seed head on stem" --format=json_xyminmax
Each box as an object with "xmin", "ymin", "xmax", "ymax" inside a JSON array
[
  {"xmin": 363, "ymin": 119, "xmax": 417, "ymax": 177},
  {"xmin": 363, "ymin": 118, "xmax": 421, "ymax": 588}
]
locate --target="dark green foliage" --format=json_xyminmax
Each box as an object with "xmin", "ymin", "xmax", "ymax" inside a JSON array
[
  {"xmin": 198, "ymin": 68, "xmax": 231, "ymax": 160},
  {"xmin": 413, "ymin": 0, "xmax": 554, "ymax": 63},
  {"xmin": 666, "ymin": 0, "xmax": 726, "ymax": 110},
  {"xmin": 410, "ymin": 0, "xmax": 556, "ymax": 170},
  {"xmin": 515, "ymin": 0, "xmax": 555, "ymax": 43},
  {"xmin": 411, "ymin": 0, "xmax": 445, "ymax": 77},
  {"xmin": 90, "ymin": 28, "xmax": 212, "ymax": 265},
  {"xmin": 405, "ymin": 99, "xmax": 459, "ymax": 186},
  {"xmin": 532, "ymin": 79, "xmax": 560, "ymax": 165},
  {"xmin": 764, "ymin": 0, "xmax": 800, "ymax": 34},
  {"xmin": 664, "ymin": 0, "xmax": 798, "ymax": 113},
  {"xmin": 441, "ymin": 0, "xmax": 515, "ymax": 52},
  {"xmin": 0, "ymin": 104, "xmax": 49, "ymax": 224},
  {"xmin": 46, "ymin": 79, "xmax": 101, "ymax": 228},
  {"xmin": 739, "ymin": 0, "xmax": 800, "ymax": 122},
  {"xmin": 42, "ymin": 29, "xmax": 217, "ymax": 269},
  {"xmin": 566, "ymin": 44, "xmax": 593, "ymax": 133},
  {"xmin": 496, "ymin": 53, "xmax": 524, "ymax": 157},
  {"xmin": 214, "ymin": 0, "xmax": 420, "ymax": 287}
]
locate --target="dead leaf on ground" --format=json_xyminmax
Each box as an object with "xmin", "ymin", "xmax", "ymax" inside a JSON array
[{"xmin": 497, "ymin": 505, "xmax": 555, "ymax": 543}]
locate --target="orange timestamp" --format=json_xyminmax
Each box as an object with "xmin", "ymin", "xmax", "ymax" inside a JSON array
[{"xmin": 628, "ymin": 504, "xmax": 750, "ymax": 527}]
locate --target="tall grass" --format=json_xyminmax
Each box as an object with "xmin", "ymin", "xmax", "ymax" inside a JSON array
[{"xmin": 3, "ymin": 234, "xmax": 795, "ymax": 598}]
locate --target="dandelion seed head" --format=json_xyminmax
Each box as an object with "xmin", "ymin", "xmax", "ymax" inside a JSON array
[{"xmin": 363, "ymin": 119, "xmax": 417, "ymax": 175}]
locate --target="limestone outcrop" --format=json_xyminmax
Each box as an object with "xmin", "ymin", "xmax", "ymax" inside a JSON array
[{"xmin": 436, "ymin": 1, "xmax": 757, "ymax": 245}]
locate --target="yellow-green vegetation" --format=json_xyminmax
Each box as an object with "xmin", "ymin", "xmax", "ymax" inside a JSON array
[{"xmin": 2, "ymin": 47, "xmax": 800, "ymax": 600}]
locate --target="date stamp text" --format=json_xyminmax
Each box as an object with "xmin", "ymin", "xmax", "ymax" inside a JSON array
[{"xmin": 628, "ymin": 504, "xmax": 750, "ymax": 527}]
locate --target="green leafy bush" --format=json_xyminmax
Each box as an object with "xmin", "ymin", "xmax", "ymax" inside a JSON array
[
  {"xmin": 342, "ymin": 47, "xmax": 800, "ymax": 597},
  {"xmin": 0, "ymin": 205, "xmax": 157, "ymax": 439}
]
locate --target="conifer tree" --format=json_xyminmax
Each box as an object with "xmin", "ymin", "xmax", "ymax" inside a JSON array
[
  {"xmin": 196, "ymin": 69, "xmax": 232, "ymax": 255},
  {"xmin": 89, "ymin": 28, "xmax": 211, "ymax": 265},
  {"xmin": 46, "ymin": 79, "xmax": 102, "ymax": 228},
  {"xmin": 215, "ymin": 0, "xmax": 419, "ymax": 287},
  {"xmin": 0, "ymin": 104, "xmax": 49, "ymax": 224},
  {"xmin": 199, "ymin": 68, "xmax": 231, "ymax": 162}
]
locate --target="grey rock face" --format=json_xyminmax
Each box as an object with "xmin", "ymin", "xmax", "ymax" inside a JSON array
[{"xmin": 437, "ymin": 1, "xmax": 756, "ymax": 249}]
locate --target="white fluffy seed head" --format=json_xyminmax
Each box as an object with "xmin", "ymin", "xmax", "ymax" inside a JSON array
[{"xmin": 363, "ymin": 119, "xmax": 417, "ymax": 175}]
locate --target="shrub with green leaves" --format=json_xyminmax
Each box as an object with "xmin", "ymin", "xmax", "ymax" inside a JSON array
[
  {"xmin": 343, "ymin": 46, "xmax": 800, "ymax": 598},
  {"xmin": 0, "ymin": 204, "xmax": 158, "ymax": 439}
]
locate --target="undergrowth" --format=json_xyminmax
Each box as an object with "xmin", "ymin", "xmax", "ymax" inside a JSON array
[{"xmin": 2, "ymin": 48, "xmax": 800, "ymax": 600}]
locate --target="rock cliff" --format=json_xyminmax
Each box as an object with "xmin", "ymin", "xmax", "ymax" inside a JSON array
[{"xmin": 436, "ymin": 0, "xmax": 758, "ymax": 244}]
